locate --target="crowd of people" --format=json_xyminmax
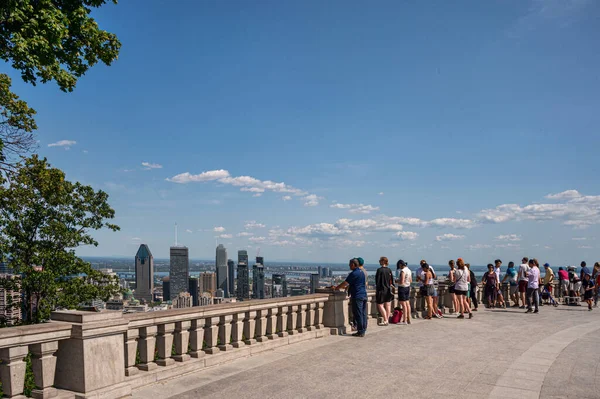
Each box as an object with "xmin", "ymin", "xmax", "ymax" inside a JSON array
[{"xmin": 332, "ymin": 257, "xmax": 600, "ymax": 337}]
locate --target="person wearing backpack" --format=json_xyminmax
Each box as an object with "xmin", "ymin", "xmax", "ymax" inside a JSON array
[{"xmin": 396, "ymin": 259, "xmax": 412, "ymax": 325}]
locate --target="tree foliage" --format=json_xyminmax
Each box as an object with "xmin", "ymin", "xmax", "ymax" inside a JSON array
[
  {"xmin": 0, "ymin": 0, "xmax": 121, "ymax": 171},
  {"xmin": 0, "ymin": 155, "xmax": 121, "ymax": 323}
]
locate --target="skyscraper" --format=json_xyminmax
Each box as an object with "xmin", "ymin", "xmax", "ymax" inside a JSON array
[
  {"xmin": 310, "ymin": 273, "xmax": 319, "ymax": 294},
  {"xmin": 227, "ymin": 259, "xmax": 235, "ymax": 297},
  {"xmin": 215, "ymin": 244, "xmax": 228, "ymax": 297},
  {"xmin": 252, "ymin": 264, "xmax": 265, "ymax": 299},
  {"xmin": 188, "ymin": 277, "xmax": 199, "ymax": 306},
  {"xmin": 256, "ymin": 256, "xmax": 264, "ymax": 266},
  {"xmin": 134, "ymin": 244, "xmax": 154, "ymax": 303},
  {"xmin": 272, "ymin": 273, "xmax": 288, "ymax": 298},
  {"xmin": 236, "ymin": 263, "xmax": 250, "ymax": 301},
  {"xmin": 318, "ymin": 266, "xmax": 322, "ymax": 278},
  {"xmin": 162, "ymin": 277, "xmax": 170, "ymax": 302},
  {"xmin": 200, "ymin": 272, "xmax": 216, "ymax": 294},
  {"xmin": 238, "ymin": 250, "xmax": 248, "ymax": 265},
  {"xmin": 169, "ymin": 246, "xmax": 189, "ymax": 300}
]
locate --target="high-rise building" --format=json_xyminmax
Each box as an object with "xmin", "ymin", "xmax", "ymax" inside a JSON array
[
  {"xmin": 238, "ymin": 250, "xmax": 248, "ymax": 265},
  {"xmin": 188, "ymin": 277, "xmax": 199, "ymax": 306},
  {"xmin": 215, "ymin": 244, "xmax": 228, "ymax": 297},
  {"xmin": 318, "ymin": 266, "xmax": 323, "ymax": 278},
  {"xmin": 227, "ymin": 259, "xmax": 235, "ymax": 297},
  {"xmin": 256, "ymin": 256, "xmax": 264, "ymax": 265},
  {"xmin": 0, "ymin": 274, "xmax": 21, "ymax": 326},
  {"xmin": 252, "ymin": 264, "xmax": 265, "ymax": 299},
  {"xmin": 200, "ymin": 272, "xmax": 216, "ymax": 295},
  {"xmin": 169, "ymin": 246, "xmax": 189, "ymax": 300},
  {"xmin": 162, "ymin": 277, "xmax": 170, "ymax": 302},
  {"xmin": 272, "ymin": 273, "xmax": 288, "ymax": 298},
  {"xmin": 310, "ymin": 273, "xmax": 319, "ymax": 294},
  {"xmin": 236, "ymin": 263, "xmax": 250, "ymax": 301},
  {"xmin": 134, "ymin": 244, "xmax": 154, "ymax": 303}
]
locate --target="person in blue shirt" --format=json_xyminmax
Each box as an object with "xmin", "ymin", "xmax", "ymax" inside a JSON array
[
  {"xmin": 502, "ymin": 261, "xmax": 519, "ymax": 307},
  {"xmin": 580, "ymin": 261, "xmax": 591, "ymax": 281},
  {"xmin": 333, "ymin": 258, "xmax": 368, "ymax": 337}
]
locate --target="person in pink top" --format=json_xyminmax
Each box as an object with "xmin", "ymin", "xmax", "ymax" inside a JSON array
[{"xmin": 558, "ymin": 267, "xmax": 569, "ymax": 297}]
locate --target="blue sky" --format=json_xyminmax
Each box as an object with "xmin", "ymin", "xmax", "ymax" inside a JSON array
[{"xmin": 5, "ymin": 0, "xmax": 600, "ymax": 264}]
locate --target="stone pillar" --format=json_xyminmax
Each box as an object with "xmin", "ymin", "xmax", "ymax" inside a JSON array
[
  {"xmin": 287, "ymin": 305, "xmax": 298, "ymax": 335},
  {"xmin": 30, "ymin": 341, "xmax": 59, "ymax": 399},
  {"xmin": 255, "ymin": 309, "xmax": 268, "ymax": 342},
  {"xmin": 137, "ymin": 326, "xmax": 158, "ymax": 371},
  {"xmin": 204, "ymin": 317, "xmax": 219, "ymax": 354},
  {"xmin": 266, "ymin": 307, "xmax": 279, "ymax": 340},
  {"xmin": 189, "ymin": 318, "xmax": 205, "ymax": 358},
  {"xmin": 409, "ymin": 287, "xmax": 417, "ymax": 318},
  {"xmin": 243, "ymin": 311, "xmax": 257, "ymax": 345},
  {"xmin": 0, "ymin": 345, "xmax": 28, "ymax": 398},
  {"xmin": 123, "ymin": 328, "xmax": 139, "ymax": 376},
  {"xmin": 156, "ymin": 323, "xmax": 175, "ymax": 366},
  {"xmin": 296, "ymin": 304, "xmax": 307, "ymax": 333},
  {"xmin": 320, "ymin": 290, "xmax": 350, "ymax": 335},
  {"xmin": 51, "ymin": 310, "xmax": 131, "ymax": 398},
  {"xmin": 218, "ymin": 315, "xmax": 233, "ymax": 351},
  {"xmin": 173, "ymin": 321, "xmax": 191, "ymax": 362},
  {"xmin": 231, "ymin": 312, "xmax": 245, "ymax": 348},
  {"xmin": 306, "ymin": 303, "xmax": 316, "ymax": 331},
  {"xmin": 315, "ymin": 301, "xmax": 324, "ymax": 329},
  {"xmin": 277, "ymin": 306, "xmax": 289, "ymax": 338},
  {"xmin": 369, "ymin": 293, "xmax": 378, "ymax": 319}
]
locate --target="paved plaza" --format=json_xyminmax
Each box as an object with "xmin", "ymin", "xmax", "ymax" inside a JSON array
[{"xmin": 132, "ymin": 305, "xmax": 600, "ymax": 399}]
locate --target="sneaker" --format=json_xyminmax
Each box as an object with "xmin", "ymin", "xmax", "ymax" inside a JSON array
[
  {"xmin": 436, "ymin": 310, "xmax": 443, "ymax": 318},
  {"xmin": 457, "ymin": 314, "xmax": 464, "ymax": 319},
  {"xmin": 351, "ymin": 332, "xmax": 364, "ymax": 337},
  {"xmin": 512, "ymin": 304, "xmax": 520, "ymax": 307},
  {"xmin": 399, "ymin": 321, "xmax": 407, "ymax": 325},
  {"xmin": 469, "ymin": 313, "xmax": 473, "ymax": 319},
  {"xmin": 533, "ymin": 310, "xmax": 539, "ymax": 313},
  {"xmin": 526, "ymin": 309, "xmax": 533, "ymax": 313},
  {"xmin": 519, "ymin": 306, "xmax": 526, "ymax": 309}
]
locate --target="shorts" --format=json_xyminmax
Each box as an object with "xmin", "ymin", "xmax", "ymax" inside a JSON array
[
  {"xmin": 510, "ymin": 285, "xmax": 518, "ymax": 295},
  {"xmin": 449, "ymin": 286, "xmax": 455, "ymax": 294},
  {"xmin": 398, "ymin": 286, "xmax": 410, "ymax": 302},
  {"xmin": 584, "ymin": 291, "xmax": 593, "ymax": 300},
  {"xmin": 544, "ymin": 284, "xmax": 553, "ymax": 293},
  {"xmin": 561, "ymin": 280, "xmax": 569, "ymax": 291},
  {"xmin": 432, "ymin": 287, "xmax": 438, "ymax": 297},
  {"xmin": 518, "ymin": 280, "xmax": 528, "ymax": 293},
  {"xmin": 424, "ymin": 285, "xmax": 435, "ymax": 297},
  {"xmin": 455, "ymin": 289, "xmax": 467, "ymax": 296},
  {"xmin": 376, "ymin": 291, "xmax": 393, "ymax": 304}
]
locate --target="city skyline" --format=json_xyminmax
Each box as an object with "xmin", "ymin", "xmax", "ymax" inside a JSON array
[{"xmin": 17, "ymin": 0, "xmax": 600, "ymax": 265}]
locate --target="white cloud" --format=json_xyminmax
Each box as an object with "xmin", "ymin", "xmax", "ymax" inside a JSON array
[
  {"xmin": 241, "ymin": 187, "xmax": 265, "ymax": 193},
  {"xmin": 166, "ymin": 169, "xmax": 230, "ymax": 183},
  {"xmin": 545, "ymin": 189, "xmax": 581, "ymax": 200},
  {"xmin": 395, "ymin": 231, "xmax": 419, "ymax": 241},
  {"xmin": 252, "ymin": 193, "xmax": 262, "ymax": 197},
  {"xmin": 249, "ymin": 236, "xmax": 267, "ymax": 243},
  {"xmin": 142, "ymin": 162, "xmax": 163, "ymax": 170},
  {"xmin": 82, "ymin": 150, "xmax": 88, "ymax": 154},
  {"xmin": 288, "ymin": 223, "xmax": 347, "ymax": 237},
  {"xmin": 303, "ymin": 194, "xmax": 321, "ymax": 207},
  {"xmin": 428, "ymin": 218, "xmax": 477, "ymax": 229},
  {"xmin": 496, "ymin": 234, "xmax": 522, "ymax": 242},
  {"xmin": 379, "ymin": 192, "xmax": 384, "ymax": 196},
  {"xmin": 578, "ymin": 245, "xmax": 593, "ymax": 249},
  {"xmin": 282, "ymin": 196, "xmax": 292, "ymax": 201},
  {"xmin": 466, "ymin": 244, "xmax": 492, "ymax": 250},
  {"xmin": 330, "ymin": 203, "xmax": 380, "ymax": 214},
  {"xmin": 245, "ymin": 221, "xmax": 266, "ymax": 229},
  {"xmin": 185, "ymin": 229, "xmax": 193, "ymax": 234},
  {"xmin": 572, "ymin": 237, "xmax": 587, "ymax": 241},
  {"xmin": 435, "ymin": 233, "xmax": 465, "ymax": 242},
  {"xmin": 237, "ymin": 232, "xmax": 253, "ymax": 237},
  {"xmin": 213, "ymin": 226, "xmax": 226, "ymax": 233},
  {"xmin": 218, "ymin": 234, "xmax": 233, "ymax": 239},
  {"xmin": 48, "ymin": 140, "xmax": 76, "ymax": 149},
  {"xmin": 131, "ymin": 237, "xmax": 142, "ymax": 241}
]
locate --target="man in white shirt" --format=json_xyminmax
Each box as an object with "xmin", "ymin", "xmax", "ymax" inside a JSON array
[
  {"xmin": 494, "ymin": 259, "xmax": 506, "ymax": 308},
  {"xmin": 517, "ymin": 257, "xmax": 530, "ymax": 309}
]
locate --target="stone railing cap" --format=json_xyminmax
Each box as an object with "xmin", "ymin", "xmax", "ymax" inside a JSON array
[{"xmin": 51, "ymin": 309, "xmax": 124, "ymax": 324}]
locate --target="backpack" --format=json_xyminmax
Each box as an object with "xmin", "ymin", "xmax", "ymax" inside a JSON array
[{"xmin": 389, "ymin": 308, "xmax": 402, "ymax": 324}]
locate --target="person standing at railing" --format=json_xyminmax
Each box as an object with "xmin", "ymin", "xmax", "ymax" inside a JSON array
[
  {"xmin": 482, "ymin": 264, "xmax": 497, "ymax": 308},
  {"xmin": 494, "ymin": 259, "xmax": 506, "ymax": 309},
  {"xmin": 518, "ymin": 257, "xmax": 530, "ymax": 309},
  {"xmin": 455, "ymin": 258, "xmax": 473, "ymax": 319},
  {"xmin": 542, "ymin": 263, "xmax": 554, "ymax": 305},
  {"xmin": 375, "ymin": 257, "xmax": 394, "ymax": 326},
  {"xmin": 593, "ymin": 263, "xmax": 600, "ymax": 308},
  {"xmin": 525, "ymin": 259, "xmax": 541, "ymax": 313},
  {"xmin": 558, "ymin": 267, "xmax": 569, "ymax": 297},
  {"xmin": 396, "ymin": 260, "xmax": 412, "ymax": 325},
  {"xmin": 447, "ymin": 260, "xmax": 459, "ymax": 315},
  {"xmin": 333, "ymin": 258, "xmax": 368, "ymax": 337},
  {"xmin": 502, "ymin": 261, "xmax": 519, "ymax": 307},
  {"xmin": 419, "ymin": 262, "xmax": 435, "ymax": 320},
  {"xmin": 418, "ymin": 259, "xmax": 442, "ymax": 318}
]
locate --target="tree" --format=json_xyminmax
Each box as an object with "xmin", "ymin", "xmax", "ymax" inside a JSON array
[
  {"xmin": 0, "ymin": 155, "xmax": 120, "ymax": 323},
  {"xmin": 0, "ymin": 0, "xmax": 121, "ymax": 172}
]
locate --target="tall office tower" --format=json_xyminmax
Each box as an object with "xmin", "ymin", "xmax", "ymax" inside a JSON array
[
  {"xmin": 252, "ymin": 264, "xmax": 265, "ymax": 299},
  {"xmin": 215, "ymin": 244, "xmax": 228, "ymax": 297},
  {"xmin": 256, "ymin": 256, "xmax": 264, "ymax": 266},
  {"xmin": 200, "ymin": 272, "xmax": 216, "ymax": 294},
  {"xmin": 134, "ymin": 244, "xmax": 154, "ymax": 303},
  {"xmin": 318, "ymin": 266, "xmax": 323, "ymax": 278},
  {"xmin": 272, "ymin": 273, "xmax": 288, "ymax": 298},
  {"xmin": 162, "ymin": 277, "xmax": 170, "ymax": 302},
  {"xmin": 188, "ymin": 277, "xmax": 200, "ymax": 306},
  {"xmin": 236, "ymin": 263, "xmax": 250, "ymax": 301},
  {"xmin": 169, "ymin": 246, "xmax": 189, "ymax": 300},
  {"xmin": 310, "ymin": 273, "xmax": 319, "ymax": 294},
  {"xmin": 238, "ymin": 250, "xmax": 249, "ymax": 265},
  {"xmin": 227, "ymin": 259, "xmax": 235, "ymax": 297}
]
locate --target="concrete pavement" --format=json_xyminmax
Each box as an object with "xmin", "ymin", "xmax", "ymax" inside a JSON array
[{"xmin": 132, "ymin": 304, "xmax": 600, "ymax": 399}]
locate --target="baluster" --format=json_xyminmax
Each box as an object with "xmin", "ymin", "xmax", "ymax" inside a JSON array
[
  {"xmin": 231, "ymin": 312, "xmax": 245, "ymax": 348},
  {"xmin": 287, "ymin": 305, "xmax": 298, "ymax": 335},
  {"xmin": 255, "ymin": 309, "xmax": 268, "ymax": 342},
  {"xmin": 189, "ymin": 318, "xmax": 205, "ymax": 358},
  {"xmin": 204, "ymin": 317, "xmax": 220, "ymax": 354},
  {"xmin": 243, "ymin": 311, "xmax": 257, "ymax": 345},
  {"xmin": 30, "ymin": 341, "xmax": 59, "ymax": 398},
  {"xmin": 137, "ymin": 326, "xmax": 158, "ymax": 371},
  {"xmin": 370, "ymin": 294, "xmax": 378, "ymax": 318},
  {"xmin": 315, "ymin": 301, "xmax": 324, "ymax": 329},
  {"xmin": 0, "ymin": 346, "xmax": 28, "ymax": 398},
  {"xmin": 277, "ymin": 306, "xmax": 289, "ymax": 337},
  {"xmin": 218, "ymin": 315, "xmax": 233, "ymax": 351},
  {"xmin": 266, "ymin": 307, "xmax": 279, "ymax": 339},
  {"xmin": 124, "ymin": 329, "xmax": 139, "ymax": 376},
  {"xmin": 156, "ymin": 323, "xmax": 175, "ymax": 366},
  {"xmin": 173, "ymin": 321, "xmax": 191, "ymax": 362},
  {"xmin": 296, "ymin": 304, "xmax": 307, "ymax": 333},
  {"xmin": 306, "ymin": 303, "xmax": 315, "ymax": 331}
]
